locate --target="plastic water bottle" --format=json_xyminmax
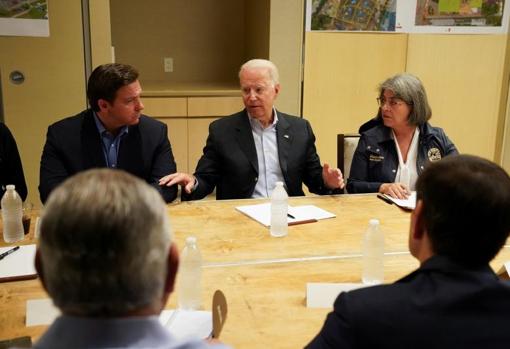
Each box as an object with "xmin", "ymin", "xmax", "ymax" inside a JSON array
[
  {"xmin": 362, "ymin": 219, "xmax": 384, "ymax": 285},
  {"xmin": 178, "ymin": 236, "xmax": 202, "ymax": 310},
  {"xmin": 1, "ymin": 185, "xmax": 24, "ymax": 243},
  {"xmin": 270, "ymin": 181, "xmax": 288, "ymax": 237}
]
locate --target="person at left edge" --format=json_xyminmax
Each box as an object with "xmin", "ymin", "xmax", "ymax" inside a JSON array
[
  {"xmin": 38, "ymin": 63, "xmax": 177, "ymax": 203},
  {"xmin": 0, "ymin": 122, "xmax": 27, "ymax": 203}
]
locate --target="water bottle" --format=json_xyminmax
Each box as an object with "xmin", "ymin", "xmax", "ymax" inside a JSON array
[
  {"xmin": 270, "ymin": 181, "xmax": 288, "ymax": 237},
  {"xmin": 1, "ymin": 185, "xmax": 24, "ymax": 243},
  {"xmin": 178, "ymin": 236, "xmax": 202, "ymax": 310},
  {"xmin": 362, "ymin": 219, "xmax": 384, "ymax": 285}
]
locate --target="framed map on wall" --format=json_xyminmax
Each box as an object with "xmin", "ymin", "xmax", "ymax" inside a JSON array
[
  {"xmin": 0, "ymin": 0, "xmax": 49, "ymax": 37},
  {"xmin": 306, "ymin": 0, "xmax": 510, "ymax": 33}
]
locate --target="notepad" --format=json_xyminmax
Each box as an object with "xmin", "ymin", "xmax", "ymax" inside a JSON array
[
  {"xmin": 236, "ymin": 203, "xmax": 335, "ymax": 227},
  {"xmin": 0, "ymin": 244, "xmax": 37, "ymax": 282}
]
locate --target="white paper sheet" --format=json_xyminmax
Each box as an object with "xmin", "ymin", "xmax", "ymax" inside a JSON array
[
  {"xmin": 236, "ymin": 203, "xmax": 336, "ymax": 227},
  {"xmin": 306, "ymin": 283, "xmax": 367, "ymax": 308},
  {"xmin": 160, "ymin": 309, "xmax": 212, "ymax": 340},
  {"xmin": 26, "ymin": 298, "xmax": 212, "ymax": 340},
  {"xmin": 26, "ymin": 298, "xmax": 60, "ymax": 326},
  {"xmin": 379, "ymin": 191, "xmax": 416, "ymax": 210}
]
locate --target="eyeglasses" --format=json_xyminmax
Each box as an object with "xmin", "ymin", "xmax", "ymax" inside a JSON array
[{"xmin": 376, "ymin": 97, "xmax": 410, "ymax": 108}]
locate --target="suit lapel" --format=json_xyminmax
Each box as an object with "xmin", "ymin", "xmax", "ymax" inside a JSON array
[
  {"xmin": 118, "ymin": 124, "xmax": 144, "ymax": 178},
  {"xmin": 81, "ymin": 111, "xmax": 107, "ymax": 168},
  {"xmin": 276, "ymin": 111, "xmax": 292, "ymax": 176},
  {"xmin": 234, "ymin": 111, "xmax": 258, "ymax": 174}
]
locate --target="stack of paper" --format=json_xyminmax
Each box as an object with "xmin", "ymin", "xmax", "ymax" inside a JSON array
[
  {"xmin": 236, "ymin": 203, "xmax": 335, "ymax": 227},
  {"xmin": 377, "ymin": 191, "xmax": 416, "ymax": 210}
]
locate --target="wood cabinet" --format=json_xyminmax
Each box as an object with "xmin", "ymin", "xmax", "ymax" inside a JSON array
[{"xmin": 142, "ymin": 95, "xmax": 243, "ymax": 173}]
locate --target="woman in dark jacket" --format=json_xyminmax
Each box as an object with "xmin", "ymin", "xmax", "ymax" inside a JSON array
[{"xmin": 347, "ymin": 74, "xmax": 457, "ymax": 198}]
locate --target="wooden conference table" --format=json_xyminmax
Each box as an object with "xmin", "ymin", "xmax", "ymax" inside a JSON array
[{"xmin": 1, "ymin": 194, "xmax": 509, "ymax": 348}]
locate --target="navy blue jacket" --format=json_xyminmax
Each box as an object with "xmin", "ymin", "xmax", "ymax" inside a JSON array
[
  {"xmin": 347, "ymin": 122, "xmax": 457, "ymax": 193},
  {"xmin": 183, "ymin": 109, "xmax": 334, "ymax": 200},
  {"xmin": 39, "ymin": 109, "xmax": 177, "ymax": 203},
  {"xmin": 306, "ymin": 255, "xmax": 510, "ymax": 349},
  {"xmin": 0, "ymin": 123, "xmax": 27, "ymax": 202}
]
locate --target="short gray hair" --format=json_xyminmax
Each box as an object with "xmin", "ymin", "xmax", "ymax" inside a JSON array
[
  {"xmin": 39, "ymin": 169, "xmax": 172, "ymax": 316},
  {"xmin": 379, "ymin": 73, "xmax": 432, "ymax": 125},
  {"xmin": 239, "ymin": 59, "xmax": 280, "ymax": 85}
]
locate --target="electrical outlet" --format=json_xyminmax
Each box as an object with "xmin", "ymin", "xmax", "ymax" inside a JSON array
[{"xmin": 164, "ymin": 57, "xmax": 173, "ymax": 72}]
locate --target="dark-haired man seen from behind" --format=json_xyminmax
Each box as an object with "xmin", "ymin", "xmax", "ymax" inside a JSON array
[
  {"xmin": 39, "ymin": 63, "xmax": 177, "ymax": 203},
  {"xmin": 306, "ymin": 154, "xmax": 510, "ymax": 349},
  {"xmin": 34, "ymin": 169, "xmax": 230, "ymax": 349}
]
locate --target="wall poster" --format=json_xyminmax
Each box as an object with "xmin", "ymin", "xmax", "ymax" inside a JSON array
[
  {"xmin": 0, "ymin": 0, "xmax": 49, "ymax": 37},
  {"xmin": 306, "ymin": 0, "xmax": 510, "ymax": 34}
]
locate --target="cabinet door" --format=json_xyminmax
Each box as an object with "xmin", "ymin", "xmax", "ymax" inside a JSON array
[
  {"xmin": 142, "ymin": 98, "xmax": 187, "ymax": 117},
  {"xmin": 188, "ymin": 97, "xmax": 243, "ymax": 117},
  {"xmin": 188, "ymin": 118, "xmax": 221, "ymax": 172},
  {"xmin": 157, "ymin": 118, "xmax": 188, "ymax": 174}
]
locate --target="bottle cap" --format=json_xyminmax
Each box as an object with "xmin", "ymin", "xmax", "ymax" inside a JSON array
[
  {"xmin": 369, "ymin": 219, "xmax": 380, "ymax": 226},
  {"xmin": 186, "ymin": 236, "xmax": 197, "ymax": 245},
  {"xmin": 6, "ymin": 185, "xmax": 15, "ymax": 190}
]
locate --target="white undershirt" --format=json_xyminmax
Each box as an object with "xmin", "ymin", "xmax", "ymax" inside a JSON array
[{"xmin": 392, "ymin": 127, "xmax": 420, "ymax": 191}]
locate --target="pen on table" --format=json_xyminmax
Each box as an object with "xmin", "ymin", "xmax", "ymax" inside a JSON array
[
  {"xmin": 0, "ymin": 246, "xmax": 20, "ymax": 260},
  {"xmin": 287, "ymin": 213, "xmax": 295, "ymax": 219},
  {"xmin": 377, "ymin": 193, "xmax": 394, "ymax": 205}
]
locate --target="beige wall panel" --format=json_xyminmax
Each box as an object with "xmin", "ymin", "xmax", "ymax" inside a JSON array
[
  {"xmin": 188, "ymin": 97, "xmax": 243, "ymax": 117},
  {"xmin": 269, "ymin": 0, "xmax": 304, "ymax": 116},
  {"xmin": 0, "ymin": 0, "xmax": 86, "ymax": 206},
  {"xmin": 245, "ymin": 0, "xmax": 270, "ymax": 60},
  {"xmin": 406, "ymin": 34, "xmax": 508, "ymax": 161},
  {"xmin": 303, "ymin": 32, "xmax": 407, "ymax": 167},
  {"xmin": 141, "ymin": 98, "xmax": 187, "ymax": 117},
  {"xmin": 89, "ymin": 0, "xmax": 113, "ymax": 67},
  {"xmin": 188, "ymin": 118, "xmax": 220, "ymax": 172},
  {"xmin": 110, "ymin": 0, "xmax": 245, "ymax": 84},
  {"xmin": 157, "ymin": 118, "xmax": 188, "ymax": 174}
]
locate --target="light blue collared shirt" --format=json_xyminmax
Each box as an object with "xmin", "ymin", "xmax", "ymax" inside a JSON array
[
  {"xmin": 93, "ymin": 112, "xmax": 128, "ymax": 169},
  {"xmin": 248, "ymin": 108, "xmax": 285, "ymax": 198}
]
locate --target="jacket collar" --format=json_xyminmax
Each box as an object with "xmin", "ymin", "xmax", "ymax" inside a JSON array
[
  {"xmin": 400, "ymin": 255, "xmax": 497, "ymax": 282},
  {"xmin": 81, "ymin": 109, "xmax": 144, "ymax": 175},
  {"xmin": 235, "ymin": 109, "xmax": 258, "ymax": 173},
  {"xmin": 366, "ymin": 122, "xmax": 435, "ymax": 145}
]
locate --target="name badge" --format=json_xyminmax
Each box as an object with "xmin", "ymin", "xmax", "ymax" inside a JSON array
[{"xmin": 369, "ymin": 154, "xmax": 384, "ymax": 162}]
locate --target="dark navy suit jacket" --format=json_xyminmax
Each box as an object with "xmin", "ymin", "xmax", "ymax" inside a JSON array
[
  {"xmin": 184, "ymin": 109, "xmax": 332, "ymax": 200},
  {"xmin": 39, "ymin": 109, "xmax": 177, "ymax": 203},
  {"xmin": 306, "ymin": 255, "xmax": 510, "ymax": 349}
]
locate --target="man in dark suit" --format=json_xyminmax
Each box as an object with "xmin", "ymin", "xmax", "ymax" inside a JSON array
[
  {"xmin": 0, "ymin": 122, "xmax": 27, "ymax": 202},
  {"xmin": 306, "ymin": 154, "xmax": 510, "ymax": 348},
  {"xmin": 39, "ymin": 63, "xmax": 177, "ymax": 203},
  {"xmin": 159, "ymin": 59, "xmax": 344, "ymax": 200}
]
